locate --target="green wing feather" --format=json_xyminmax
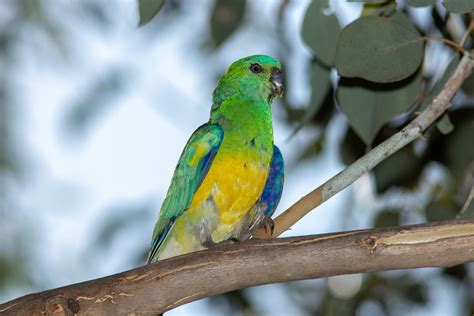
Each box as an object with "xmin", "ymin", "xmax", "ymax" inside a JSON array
[{"xmin": 147, "ymin": 123, "xmax": 223, "ymax": 263}]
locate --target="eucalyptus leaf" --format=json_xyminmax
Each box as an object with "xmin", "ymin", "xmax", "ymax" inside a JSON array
[
  {"xmin": 426, "ymin": 196, "xmax": 460, "ymax": 221},
  {"xmin": 461, "ymin": 72, "xmax": 474, "ymax": 96},
  {"xmin": 211, "ymin": 0, "xmax": 246, "ymax": 48},
  {"xmin": 436, "ymin": 114, "xmax": 454, "ymax": 135},
  {"xmin": 361, "ymin": 1, "xmax": 397, "ymax": 17},
  {"xmin": 65, "ymin": 68, "xmax": 127, "ymax": 135},
  {"xmin": 290, "ymin": 61, "xmax": 331, "ymax": 136},
  {"xmin": 442, "ymin": 0, "xmax": 474, "ymax": 13},
  {"xmin": 302, "ymin": 0, "xmax": 341, "ymax": 66},
  {"xmin": 348, "ymin": 0, "xmax": 388, "ymax": 3},
  {"xmin": 335, "ymin": 12, "xmax": 424, "ymax": 83},
  {"xmin": 431, "ymin": 109, "xmax": 474, "ymax": 179},
  {"xmin": 458, "ymin": 196, "xmax": 474, "ymax": 219},
  {"xmin": 138, "ymin": 0, "xmax": 165, "ymax": 26},
  {"xmin": 337, "ymin": 68, "xmax": 423, "ymax": 144},
  {"xmin": 372, "ymin": 144, "xmax": 423, "ymax": 193},
  {"xmin": 339, "ymin": 127, "xmax": 366, "ymax": 165},
  {"xmin": 373, "ymin": 209, "xmax": 401, "ymax": 228}
]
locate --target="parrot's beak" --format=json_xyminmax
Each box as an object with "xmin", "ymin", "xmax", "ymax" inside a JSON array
[{"xmin": 270, "ymin": 68, "xmax": 284, "ymax": 98}]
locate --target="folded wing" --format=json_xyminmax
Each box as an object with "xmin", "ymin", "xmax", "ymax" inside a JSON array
[{"xmin": 147, "ymin": 123, "xmax": 223, "ymax": 263}]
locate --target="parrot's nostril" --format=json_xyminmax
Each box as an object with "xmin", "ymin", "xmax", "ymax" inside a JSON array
[{"xmin": 271, "ymin": 68, "xmax": 282, "ymax": 76}]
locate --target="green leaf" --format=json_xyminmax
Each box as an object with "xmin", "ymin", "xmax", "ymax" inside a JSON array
[
  {"xmin": 436, "ymin": 114, "xmax": 454, "ymax": 135},
  {"xmin": 372, "ymin": 144, "xmax": 423, "ymax": 193},
  {"xmin": 442, "ymin": 0, "xmax": 474, "ymax": 13},
  {"xmin": 361, "ymin": 1, "xmax": 397, "ymax": 17},
  {"xmin": 308, "ymin": 62, "xmax": 332, "ymax": 117},
  {"xmin": 461, "ymin": 72, "xmax": 474, "ymax": 96},
  {"xmin": 373, "ymin": 209, "xmax": 400, "ymax": 228},
  {"xmin": 348, "ymin": 0, "xmax": 389, "ymax": 3},
  {"xmin": 335, "ymin": 12, "xmax": 424, "ymax": 83},
  {"xmin": 431, "ymin": 109, "xmax": 474, "ymax": 179},
  {"xmin": 339, "ymin": 127, "xmax": 366, "ymax": 165},
  {"xmin": 404, "ymin": 283, "xmax": 427, "ymax": 304},
  {"xmin": 295, "ymin": 134, "xmax": 325, "ymax": 162},
  {"xmin": 302, "ymin": 0, "xmax": 341, "ymax": 66},
  {"xmin": 138, "ymin": 0, "xmax": 165, "ymax": 26},
  {"xmin": 426, "ymin": 196, "xmax": 460, "ymax": 221},
  {"xmin": 211, "ymin": 0, "xmax": 246, "ymax": 48},
  {"xmin": 290, "ymin": 61, "xmax": 331, "ymax": 136},
  {"xmin": 443, "ymin": 265, "xmax": 468, "ymax": 281},
  {"xmin": 459, "ymin": 195, "xmax": 474, "ymax": 219},
  {"xmin": 337, "ymin": 68, "xmax": 423, "ymax": 144},
  {"xmin": 407, "ymin": 0, "xmax": 436, "ymax": 7},
  {"xmin": 65, "ymin": 68, "xmax": 126, "ymax": 135}
]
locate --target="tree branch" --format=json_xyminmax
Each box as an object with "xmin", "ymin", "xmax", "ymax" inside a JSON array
[
  {"xmin": 1, "ymin": 219, "xmax": 473, "ymax": 315},
  {"xmin": 255, "ymin": 51, "xmax": 474, "ymax": 238}
]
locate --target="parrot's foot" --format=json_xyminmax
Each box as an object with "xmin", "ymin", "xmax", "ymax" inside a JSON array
[
  {"xmin": 202, "ymin": 238, "xmax": 239, "ymax": 249},
  {"xmin": 240, "ymin": 216, "xmax": 275, "ymax": 240},
  {"xmin": 259, "ymin": 216, "xmax": 275, "ymax": 236}
]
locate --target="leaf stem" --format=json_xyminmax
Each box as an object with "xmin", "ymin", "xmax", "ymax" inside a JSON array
[{"xmin": 423, "ymin": 36, "xmax": 466, "ymax": 54}]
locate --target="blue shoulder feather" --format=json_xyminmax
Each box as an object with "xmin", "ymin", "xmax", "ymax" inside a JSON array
[{"xmin": 260, "ymin": 145, "xmax": 284, "ymax": 218}]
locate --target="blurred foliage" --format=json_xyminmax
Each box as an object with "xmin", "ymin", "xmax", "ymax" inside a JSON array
[
  {"xmin": 361, "ymin": 1, "xmax": 397, "ymax": 17},
  {"xmin": 290, "ymin": 60, "xmax": 332, "ymax": 138},
  {"xmin": 89, "ymin": 202, "xmax": 156, "ymax": 266},
  {"xmin": 407, "ymin": 0, "xmax": 436, "ymax": 8},
  {"xmin": 1, "ymin": 0, "xmax": 473, "ymax": 315},
  {"xmin": 138, "ymin": 0, "xmax": 165, "ymax": 26},
  {"xmin": 64, "ymin": 68, "xmax": 129, "ymax": 136},
  {"xmin": 317, "ymin": 273, "xmax": 428, "ymax": 316},
  {"xmin": 373, "ymin": 208, "xmax": 401, "ymax": 228},
  {"xmin": 442, "ymin": 0, "xmax": 474, "ymax": 13},
  {"xmin": 373, "ymin": 143, "xmax": 424, "ymax": 193},
  {"xmin": 337, "ymin": 68, "xmax": 423, "ymax": 144},
  {"xmin": 210, "ymin": 0, "xmax": 246, "ymax": 48},
  {"xmin": 302, "ymin": 0, "xmax": 341, "ymax": 67},
  {"xmin": 462, "ymin": 70, "xmax": 474, "ymax": 95},
  {"xmin": 207, "ymin": 289, "xmax": 257, "ymax": 315}
]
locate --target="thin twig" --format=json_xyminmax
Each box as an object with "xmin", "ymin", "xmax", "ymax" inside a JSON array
[
  {"xmin": 460, "ymin": 20, "xmax": 474, "ymax": 47},
  {"xmin": 423, "ymin": 36, "xmax": 466, "ymax": 54}
]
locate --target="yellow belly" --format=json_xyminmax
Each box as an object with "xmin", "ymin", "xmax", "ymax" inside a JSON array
[{"xmin": 187, "ymin": 152, "xmax": 269, "ymax": 241}]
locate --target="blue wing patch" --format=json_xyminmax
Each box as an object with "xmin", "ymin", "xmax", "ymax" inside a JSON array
[{"xmin": 260, "ymin": 145, "xmax": 284, "ymax": 218}]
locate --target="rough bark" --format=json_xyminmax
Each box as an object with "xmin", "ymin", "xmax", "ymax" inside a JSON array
[{"xmin": 2, "ymin": 219, "xmax": 473, "ymax": 315}]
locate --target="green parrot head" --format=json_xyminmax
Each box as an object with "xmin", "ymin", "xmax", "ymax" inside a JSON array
[{"xmin": 211, "ymin": 55, "xmax": 284, "ymax": 110}]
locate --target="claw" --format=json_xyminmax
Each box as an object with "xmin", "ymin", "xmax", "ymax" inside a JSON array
[
  {"xmin": 239, "ymin": 215, "xmax": 276, "ymax": 240},
  {"xmin": 261, "ymin": 217, "xmax": 275, "ymax": 236},
  {"xmin": 202, "ymin": 238, "xmax": 238, "ymax": 249}
]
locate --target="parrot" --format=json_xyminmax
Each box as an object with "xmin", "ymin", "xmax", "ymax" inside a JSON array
[{"xmin": 147, "ymin": 55, "xmax": 284, "ymax": 263}]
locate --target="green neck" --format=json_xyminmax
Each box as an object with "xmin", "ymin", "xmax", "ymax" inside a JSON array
[{"xmin": 209, "ymin": 98, "xmax": 273, "ymax": 143}]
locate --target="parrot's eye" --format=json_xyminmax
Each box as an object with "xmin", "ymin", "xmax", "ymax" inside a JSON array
[{"xmin": 250, "ymin": 63, "xmax": 263, "ymax": 74}]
